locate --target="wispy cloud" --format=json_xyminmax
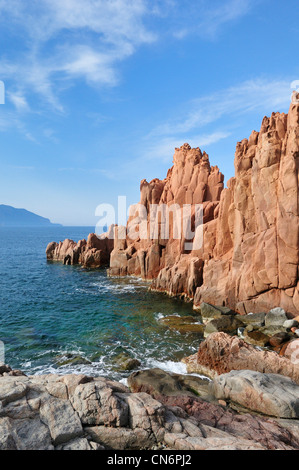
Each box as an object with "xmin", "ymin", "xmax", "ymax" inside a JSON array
[
  {"xmin": 8, "ymin": 92, "xmax": 30, "ymax": 112},
  {"xmin": 0, "ymin": 111, "xmax": 36, "ymax": 141},
  {"xmin": 170, "ymin": 0, "xmax": 255, "ymax": 40},
  {"xmin": 0, "ymin": 0, "xmax": 262, "ymax": 147},
  {"xmin": 142, "ymin": 131, "xmax": 231, "ymax": 162},
  {"xmin": 199, "ymin": 0, "xmax": 254, "ymax": 39},
  {"xmin": 140, "ymin": 77, "xmax": 292, "ymax": 165},
  {"xmin": 150, "ymin": 78, "xmax": 292, "ymax": 138},
  {"xmin": 58, "ymin": 166, "xmax": 117, "ymax": 180},
  {"xmin": 42, "ymin": 128, "xmax": 59, "ymax": 143},
  {"xmin": 0, "ymin": 0, "xmax": 158, "ymax": 111},
  {"xmin": 0, "ymin": 0, "xmax": 257, "ymax": 114}
]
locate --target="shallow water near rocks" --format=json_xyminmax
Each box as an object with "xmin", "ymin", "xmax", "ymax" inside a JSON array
[{"xmin": 0, "ymin": 227, "xmax": 202, "ymax": 381}]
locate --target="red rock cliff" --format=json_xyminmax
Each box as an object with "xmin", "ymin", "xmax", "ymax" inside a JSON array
[
  {"xmin": 108, "ymin": 143, "xmax": 224, "ymax": 301},
  {"xmin": 194, "ymin": 98, "xmax": 299, "ymax": 315},
  {"xmin": 108, "ymin": 98, "xmax": 299, "ymax": 315}
]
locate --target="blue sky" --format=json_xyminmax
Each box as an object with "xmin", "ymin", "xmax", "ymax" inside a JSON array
[{"xmin": 0, "ymin": 0, "xmax": 298, "ymax": 226}]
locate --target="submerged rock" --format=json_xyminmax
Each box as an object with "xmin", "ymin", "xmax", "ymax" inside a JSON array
[
  {"xmin": 112, "ymin": 353, "xmax": 141, "ymax": 372},
  {"xmin": 54, "ymin": 354, "xmax": 91, "ymax": 367},
  {"xmin": 159, "ymin": 315, "xmax": 205, "ymax": 335}
]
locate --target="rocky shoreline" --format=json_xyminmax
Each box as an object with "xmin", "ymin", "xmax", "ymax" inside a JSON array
[
  {"xmin": 39, "ymin": 98, "xmax": 299, "ymax": 450},
  {"xmin": 1, "ymin": 363, "xmax": 299, "ymax": 450},
  {"xmin": 1, "ymin": 301, "xmax": 299, "ymax": 451}
]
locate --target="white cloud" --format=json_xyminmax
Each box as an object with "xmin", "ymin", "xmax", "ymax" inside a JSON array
[
  {"xmin": 0, "ymin": 0, "xmax": 258, "ymax": 113},
  {"xmin": 60, "ymin": 46, "xmax": 119, "ymax": 85},
  {"xmin": 0, "ymin": 110, "xmax": 36, "ymax": 141},
  {"xmin": 171, "ymin": 0, "xmax": 254, "ymax": 40},
  {"xmin": 8, "ymin": 92, "xmax": 29, "ymax": 112},
  {"xmin": 201, "ymin": 0, "xmax": 253, "ymax": 38},
  {"xmin": 0, "ymin": 0, "xmax": 157, "ymax": 111},
  {"xmin": 151, "ymin": 78, "xmax": 293, "ymax": 137},
  {"xmin": 45, "ymin": 0, "xmax": 155, "ymax": 44},
  {"xmin": 142, "ymin": 131, "xmax": 231, "ymax": 162},
  {"xmin": 0, "ymin": 0, "xmax": 155, "ymax": 44},
  {"xmin": 140, "ymin": 77, "xmax": 292, "ymax": 166}
]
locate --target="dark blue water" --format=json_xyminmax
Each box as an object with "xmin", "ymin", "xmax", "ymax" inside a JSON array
[{"xmin": 0, "ymin": 227, "xmax": 201, "ymax": 380}]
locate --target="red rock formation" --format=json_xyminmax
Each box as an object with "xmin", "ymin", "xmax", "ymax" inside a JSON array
[
  {"xmin": 47, "ymin": 97, "xmax": 299, "ymax": 315},
  {"xmin": 194, "ymin": 99, "xmax": 299, "ymax": 315},
  {"xmin": 108, "ymin": 143, "xmax": 224, "ymax": 301},
  {"xmin": 46, "ymin": 228, "xmax": 114, "ymax": 268},
  {"xmin": 108, "ymin": 98, "xmax": 299, "ymax": 314},
  {"xmin": 182, "ymin": 332, "xmax": 299, "ymax": 384}
]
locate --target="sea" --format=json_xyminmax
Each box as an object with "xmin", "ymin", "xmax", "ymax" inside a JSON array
[{"xmin": 0, "ymin": 227, "xmax": 202, "ymax": 382}]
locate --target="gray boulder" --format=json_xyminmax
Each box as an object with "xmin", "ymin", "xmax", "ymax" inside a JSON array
[
  {"xmin": 284, "ymin": 320, "xmax": 299, "ymax": 330},
  {"xmin": 265, "ymin": 308, "xmax": 288, "ymax": 329},
  {"xmin": 212, "ymin": 370, "xmax": 299, "ymax": 419},
  {"xmin": 236, "ymin": 313, "xmax": 266, "ymax": 328},
  {"xmin": 1, "ymin": 366, "xmax": 299, "ymax": 450},
  {"xmin": 204, "ymin": 316, "xmax": 244, "ymax": 338},
  {"xmin": 128, "ymin": 368, "xmax": 213, "ymax": 402},
  {"xmin": 200, "ymin": 303, "xmax": 234, "ymax": 321}
]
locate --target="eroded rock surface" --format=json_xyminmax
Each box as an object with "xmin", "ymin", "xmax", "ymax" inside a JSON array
[
  {"xmin": 183, "ymin": 332, "xmax": 299, "ymax": 383},
  {"xmin": 46, "ymin": 230, "xmax": 114, "ymax": 268},
  {"xmin": 127, "ymin": 368, "xmax": 299, "ymax": 450},
  {"xmin": 212, "ymin": 370, "xmax": 299, "ymax": 418},
  {"xmin": 1, "ymin": 366, "xmax": 299, "ymax": 450}
]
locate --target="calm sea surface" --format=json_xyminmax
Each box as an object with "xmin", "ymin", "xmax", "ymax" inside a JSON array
[{"xmin": 0, "ymin": 227, "xmax": 201, "ymax": 381}]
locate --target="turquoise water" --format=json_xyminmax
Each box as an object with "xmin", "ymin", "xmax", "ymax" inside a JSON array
[{"xmin": 0, "ymin": 227, "xmax": 201, "ymax": 380}]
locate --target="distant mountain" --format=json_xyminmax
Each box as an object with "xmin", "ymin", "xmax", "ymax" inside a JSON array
[{"xmin": 0, "ymin": 205, "xmax": 62, "ymax": 227}]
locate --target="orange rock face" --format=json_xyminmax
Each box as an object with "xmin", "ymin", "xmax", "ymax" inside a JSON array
[
  {"xmin": 46, "ymin": 230, "xmax": 114, "ymax": 268},
  {"xmin": 107, "ymin": 143, "xmax": 224, "ymax": 300},
  {"xmin": 109, "ymin": 100, "xmax": 299, "ymax": 315},
  {"xmin": 194, "ymin": 99, "xmax": 299, "ymax": 315}
]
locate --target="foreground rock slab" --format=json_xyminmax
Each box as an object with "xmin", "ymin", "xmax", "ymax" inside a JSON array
[
  {"xmin": 128, "ymin": 368, "xmax": 299, "ymax": 450},
  {"xmin": 212, "ymin": 370, "xmax": 299, "ymax": 418},
  {"xmin": 128, "ymin": 368, "xmax": 214, "ymax": 402},
  {"xmin": 1, "ymin": 366, "xmax": 299, "ymax": 450}
]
